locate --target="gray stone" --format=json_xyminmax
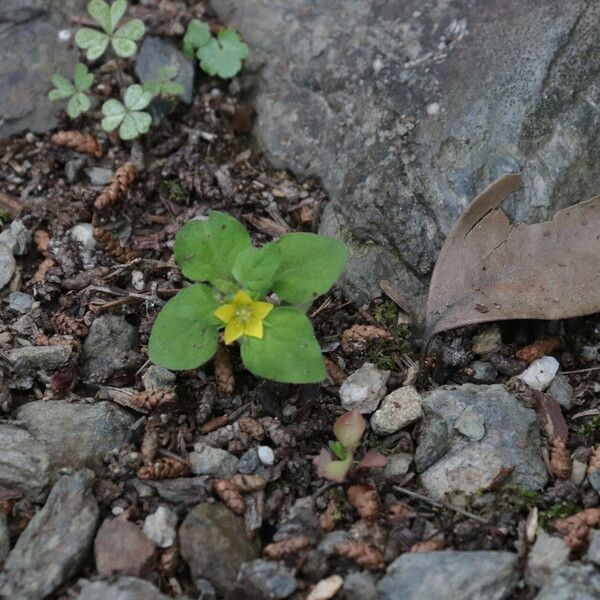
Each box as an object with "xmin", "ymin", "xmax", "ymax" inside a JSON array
[
  {"xmin": 0, "ymin": 0, "xmax": 87, "ymax": 136},
  {"xmin": 142, "ymin": 365, "xmax": 176, "ymax": 392},
  {"xmin": 189, "ymin": 443, "xmax": 239, "ymax": 478},
  {"xmin": 65, "ymin": 158, "xmax": 85, "ymax": 183},
  {"xmin": 472, "ymin": 326, "xmax": 502, "ymax": 356},
  {"xmin": 234, "ymin": 559, "xmax": 297, "ymax": 599},
  {"xmin": 196, "ymin": 579, "xmax": 217, "ymax": 600},
  {"xmin": 86, "ymin": 167, "xmax": 113, "ymax": 186},
  {"xmin": 419, "ymin": 385, "xmax": 547, "ymax": 500},
  {"xmin": 238, "ymin": 448, "xmax": 260, "ymax": 474},
  {"xmin": 339, "ymin": 362, "xmax": 390, "ymax": 413},
  {"xmin": 6, "ymin": 344, "xmax": 72, "ymax": 374},
  {"xmin": 455, "ymin": 406, "xmax": 486, "ymax": 441},
  {"xmin": 70, "ymin": 223, "xmax": 96, "ymax": 251},
  {"xmin": 415, "ymin": 415, "xmax": 450, "ymax": 473},
  {"xmin": 144, "ymin": 476, "xmax": 211, "ymax": 505},
  {"xmin": 342, "ymin": 571, "xmax": 378, "ymax": 600},
  {"xmin": 82, "ymin": 315, "xmax": 137, "ymax": 379},
  {"xmin": 15, "ymin": 400, "xmax": 136, "ymax": 476},
  {"xmin": 547, "ymin": 375, "xmax": 574, "ymax": 410},
  {"xmin": 0, "ymin": 513, "xmax": 10, "ymax": 563},
  {"xmin": 589, "ymin": 469, "xmax": 600, "ymax": 495},
  {"xmin": 383, "ymin": 453, "xmax": 413, "ymax": 480},
  {"xmin": 535, "ymin": 563, "xmax": 600, "ymax": 600},
  {"xmin": 143, "ymin": 506, "xmax": 178, "ymax": 548},
  {"xmin": 210, "ymin": 0, "xmax": 600, "ymax": 312},
  {"xmin": 179, "ymin": 502, "xmax": 260, "ymax": 596},
  {"xmin": 518, "ymin": 357, "xmax": 560, "ymax": 391},
  {"xmin": 274, "ymin": 496, "xmax": 321, "ymax": 544},
  {"xmin": 377, "ymin": 550, "xmax": 518, "ymax": 600},
  {"xmin": 468, "ymin": 361, "xmax": 499, "ymax": 384},
  {"xmin": 8, "ymin": 292, "xmax": 35, "ymax": 314},
  {"xmin": 77, "ymin": 577, "xmax": 170, "ymax": 600},
  {"xmin": 135, "ymin": 37, "xmax": 195, "ymax": 122},
  {"xmin": 0, "ymin": 243, "xmax": 15, "ymax": 290},
  {"xmin": 0, "ymin": 423, "xmax": 50, "ymax": 501},
  {"xmin": 526, "ymin": 531, "xmax": 570, "ymax": 588},
  {"xmin": 258, "ymin": 445, "xmax": 275, "ymax": 466},
  {"xmin": 317, "ymin": 531, "xmax": 351, "ymax": 557},
  {"xmin": 0, "ymin": 219, "xmax": 31, "ymax": 255},
  {"xmin": 371, "ymin": 385, "xmax": 423, "ymax": 434},
  {"xmin": 586, "ymin": 530, "xmax": 600, "ymax": 566},
  {"xmin": 0, "ymin": 470, "xmax": 99, "ymax": 600}
]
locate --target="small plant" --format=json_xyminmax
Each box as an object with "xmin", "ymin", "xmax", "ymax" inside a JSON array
[
  {"xmin": 101, "ymin": 84, "xmax": 152, "ymax": 140},
  {"xmin": 48, "ymin": 63, "xmax": 94, "ymax": 118},
  {"xmin": 183, "ymin": 19, "xmax": 249, "ymax": 79},
  {"xmin": 142, "ymin": 65, "xmax": 185, "ymax": 99},
  {"xmin": 148, "ymin": 211, "xmax": 347, "ymax": 383},
  {"xmin": 75, "ymin": 0, "xmax": 145, "ymax": 60},
  {"xmin": 314, "ymin": 411, "xmax": 387, "ymax": 482}
]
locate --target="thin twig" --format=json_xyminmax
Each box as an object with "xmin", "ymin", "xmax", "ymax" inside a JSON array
[
  {"xmin": 561, "ymin": 366, "xmax": 600, "ymax": 375},
  {"xmin": 394, "ymin": 485, "xmax": 489, "ymax": 524}
]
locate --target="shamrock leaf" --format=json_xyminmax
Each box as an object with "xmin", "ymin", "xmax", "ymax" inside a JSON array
[
  {"xmin": 142, "ymin": 65, "xmax": 184, "ymax": 99},
  {"xmin": 183, "ymin": 19, "xmax": 211, "ymax": 59},
  {"xmin": 48, "ymin": 63, "xmax": 94, "ymax": 118},
  {"xmin": 75, "ymin": 0, "xmax": 145, "ymax": 60},
  {"xmin": 197, "ymin": 28, "xmax": 249, "ymax": 79},
  {"xmin": 101, "ymin": 84, "xmax": 152, "ymax": 140}
]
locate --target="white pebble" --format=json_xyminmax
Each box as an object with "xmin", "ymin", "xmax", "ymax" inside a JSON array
[
  {"xmin": 131, "ymin": 270, "xmax": 145, "ymax": 291},
  {"xmin": 143, "ymin": 506, "xmax": 178, "ymax": 548},
  {"xmin": 518, "ymin": 356, "xmax": 559, "ymax": 391},
  {"xmin": 257, "ymin": 445, "xmax": 275, "ymax": 466},
  {"xmin": 57, "ymin": 29, "xmax": 72, "ymax": 42}
]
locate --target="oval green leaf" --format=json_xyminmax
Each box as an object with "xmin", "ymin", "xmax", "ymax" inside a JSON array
[
  {"xmin": 232, "ymin": 243, "xmax": 281, "ymax": 296},
  {"xmin": 87, "ymin": 0, "xmax": 111, "ymax": 33},
  {"xmin": 114, "ymin": 18, "xmax": 145, "ymax": 41},
  {"xmin": 148, "ymin": 284, "xmax": 220, "ymax": 370},
  {"xmin": 75, "ymin": 28, "xmax": 109, "ymax": 60},
  {"xmin": 73, "ymin": 63, "xmax": 93, "ymax": 91},
  {"xmin": 109, "ymin": 0, "xmax": 127, "ymax": 32},
  {"xmin": 240, "ymin": 306, "xmax": 326, "ymax": 383},
  {"xmin": 67, "ymin": 93, "xmax": 91, "ymax": 118},
  {"xmin": 111, "ymin": 36, "xmax": 137, "ymax": 58},
  {"xmin": 124, "ymin": 84, "xmax": 152, "ymax": 110}
]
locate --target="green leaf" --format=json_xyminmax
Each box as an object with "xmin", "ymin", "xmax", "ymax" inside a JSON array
[
  {"xmin": 314, "ymin": 449, "xmax": 352, "ymax": 483},
  {"xmin": 333, "ymin": 411, "xmax": 366, "ymax": 453},
  {"xmin": 158, "ymin": 65, "xmax": 179, "ymax": 80},
  {"xmin": 67, "ymin": 93, "xmax": 91, "ymax": 118},
  {"xmin": 75, "ymin": 27, "xmax": 110, "ymax": 60},
  {"xmin": 73, "ymin": 63, "xmax": 93, "ymax": 91},
  {"xmin": 87, "ymin": 0, "xmax": 111, "ymax": 33},
  {"xmin": 183, "ymin": 19, "xmax": 211, "ymax": 58},
  {"xmin": 272, "ymin": 233, "xmax": 347, "ymax": 304},
  {"xmin": 114, "ymin": 18, "xmax": 145, "ymax": 41},
  {"xmin": 111, "ymin": 36, "xmax": 137, "ymax": 57},
  {"xmin": 50, "ymin": 73, "xmax": 75, "ymax": 95},
  {"xmin": 241, "ymin": 307, "xmax": 326, "ymax": 383},
  {"xmin": 161, "ymin": 81, "xmax": 184, "ymax": 97},
  {"xmin": 142, "ymin": 80, "xmax": 161, "ymax": 97},
  {"xmin": 232, "ymin": 243, "xmax": 281, "ymax": 296},
  {"xmin": 124, "ymin": 84, "xmax": 152, "ymax": 111},
  {"xmin": 329, "ymin": 440, "xmax": 348, "ymax": 461},
  {"xmin": 174, "ymin": 212, "xmax": 251, "ymax": 285},
  {"xmin": 197, "ymin": 28, "xmax": 249, "ymax": 79},
  {"xmin": 109, "ymin": 0, "xmax": 127, "ymax": 33},
  {"xmin": 101, "ymin": 98, "xmax": 125, "ymax": 131},
  {"xmin": 148, "ymin": 284, "xmax": 220, "ymax": 370},
  {"xmin": 119, "ymin": 111, "xmax": 151, "ymax": 139}
]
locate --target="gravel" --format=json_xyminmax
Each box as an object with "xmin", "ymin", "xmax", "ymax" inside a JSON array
[
  {"xmin": 339, "ymin": 363, "xmax": 390, "ymax": 413},
  {"xmin": 370, "ymin": 386, "xmax": 423, "ymax": 435}
]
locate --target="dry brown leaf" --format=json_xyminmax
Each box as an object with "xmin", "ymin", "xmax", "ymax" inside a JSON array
[
  {"xmin": 214, "ymin": 345, "xmax": 235, "ymax": 397},
  {"xmin": 132, "ymin": 390, "xmax": 176, "ymax": 411},
  {"xmin": 93, "ymin": 228, "xmax": 137, "ymax": 263},
  {"xmin": 34, "ymin": 230, "xmax": 50, "ymax": 255},
  {"xmin": 213, "ymin": 479, "xmax": 245, "ymax": 514},
  {"xmin": 550, "ymin": 438, "xmax": 572, "ymax": 479},
  {"xmin": 410, "ymin": 539, "xmax": 446, "ymax": 553},
  {"xmin": 588, "ymin": 445, "xmax": 600, "ymax": 474},
  {"xmin": 323, "ymin": 356, "xmax": 347, "ymax": 385},
  {"xmin": 347, "ymin": 484, "xmax": 380, "ymax": 521},
  {"xmin": 515, "ymin": 337, "xmax": 561, "ymax": 364},
  {"xmin": 554, "ymin": 508, "xmax": 600, "ymax": 550},
  {"xmin": 425, "ymin": 174, "xmax": 600, "ymax": 342},
  {"xmin": 263, "ymin": 535, "xmax": 311, "ymax": 559},
  {"xmin": 137, "ymin": 457, "xmax": 190, "ymax": 480},
  {"xmin": 30, "ymin": 257, "xmax": 55, "ymax": 284},
  {"xmin": 306, "ymin": 575, "xmax": 344, "ymax": 600},
  {"xmin": 341, "ymin": 324, "xmax": 392, "ymax": 354}
]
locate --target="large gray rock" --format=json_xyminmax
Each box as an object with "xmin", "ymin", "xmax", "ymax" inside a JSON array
[
  {"xmin": 0, "ymin": 0, "xmax": 87, "ymax": 137},
  {"xmin": 15, "ymin": 400, "xmax": 135, "ymax": 476},
  {"xmin": 0, "ymin": 423, "xmax": 50, "ymax": 501},
  {"xmin": 179, "ymin": 503, "xmax": 260, "ymax": 596},
  {"xmin": 419, "ymin": 384, "xmax": 547, "ymax": 499},
  {"xmin": 377, "ymin": 550, "xmax": 518, "ymax": 600},
  {"xmin": 211, "ymin": 0, "xmax": 600, "ymax": 310},
  {"xmin": 535, "ymin": 563, "xmax": 600, "ymax": 600},
  {"xmin": 77, "ymin": 577, "xmax": 171, "ymax": 600},
  {"xmin": 0, "ymin": 470, "xmax": 99, "ymax": 600}
]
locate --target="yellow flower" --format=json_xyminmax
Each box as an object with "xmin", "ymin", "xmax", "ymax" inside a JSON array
[{"xmin": 214, "ymin": 290, "xmax": 273, "ymax": 345}]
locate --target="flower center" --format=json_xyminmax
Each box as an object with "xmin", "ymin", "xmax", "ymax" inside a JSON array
[{"xmin": 235, "ymin": 305, "xmax": 252, "ymax": 324}]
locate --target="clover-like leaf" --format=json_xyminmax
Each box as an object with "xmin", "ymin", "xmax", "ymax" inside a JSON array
[
  {"xmin": 240, "ymin": 307, "xmax": 326, "ymax": 383},
  {"xmin": 101, "ymin": 98, "xmax": 126, "ymax": 131},
  {"xmin": 67, "ymin": 93, "xmax": 91, "ymax": 119},
  {"xmin": 87, "ymin": 0, "xmax": 112, "ymax": 33},
  {"xmin": 183, "ymin": 19, "xmax": 211, "ymax": 59},
  {"xmin": 148, "ymin": 284, "xmax": 220, "ymax": 370},
  {"xmin": 272, "ymin": 233, "xmax": 347, "ymax": 304},
  {"xmin": 49, "ymin": 74, "xmax": 75, "ymax": 100},
  {"xmin": 143, "ymin": 65, "xmax": 184, "ymax": 99},
  {"xmin": 73, "ymin": 63, "xmax": 94, "ymax": 91},
  {"xmin": 112, "ymin": 18, "xmax": 145, "ymax": 57},
  {"xmin": 75, "ymin": 27, "xmax": 110, "ymax": 61},
  {"xmin": 101, "ymin": 85, "xmax": 152, "ymax": 140},
  {"xmin": 119, "ymin": 111, "xmax": 151, "ymax": 140},
  {"xmin": 197, "ymin": 28, "xmax": 249, "ymax": 79},
  {"xmin": 109, "ymin": 0, "xmax": 127, "ymax": 33},
  {"xmin": 49, "ymin": 64, "xmax": 94, "ymax": 118},
  {"xmin": 124, "ymin": 84, "xmax": 152, "ymax": 111},
  {"xmin": 174, "ymin": 212, "xmax": 251, "ymax": 287}
]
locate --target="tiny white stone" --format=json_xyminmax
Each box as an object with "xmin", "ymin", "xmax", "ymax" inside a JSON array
[
  {"xmin": 143, "ymin": 506, "xmax": 178, "ymax": 548},
  {"xmin": 372, "ymin": 57, "xmax": 384, "ymax": 74},
  {"xmin": 111, "ymin": 506, "xmax": 124, "ymax": 516},
  {"xmin": 70, "ymin": 223, "xmax": 96, "ymax": 251},
  {"xmin": 131, "ymin": 270, "xmax": 145, "ymax": 291},
  {"xmin": 257, "ymin": 445, "xmax": 275, "ymax": 466},
  {"xmin": 518, "ymin": 356, "xmax": 560, "ymax": 391},
  {"xmin": 58, "ymin": 29, "xmax": 72, "ymax": 42},
  {"xmin": 426, "ymin": 102, "xmax": 440, "ymax": 115}
]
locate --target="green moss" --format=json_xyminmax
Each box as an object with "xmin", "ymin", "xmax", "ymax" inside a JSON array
[
  {"xmin": 538, "ymin": 502, "xmax": 580, "ymax": 528},
  {"xmin": 497, "ymin": 485, "xmax": 541, "ymax": 511},
  {"xmin": 164, "ymin": 179, "xmax": 187, "ymax": 204},
  {"xmin": 579, "ymin": 416, "xmax": 600, "ymax": 439}
]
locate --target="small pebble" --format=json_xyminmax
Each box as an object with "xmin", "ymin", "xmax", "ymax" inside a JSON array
[
  {"xmin": 70, "ymin": 223, "xmax": 96, "ymax": 251},
  {"xmin": 472, "ymin": 324, "xmax": 501, "ymax": 355},
  {"xmin": 257, "ymin": 446, "xmax": 275, "ymax": 466},
  {"xmin": 131, "ymin": 270, "xmax": 145, "ymax": 291},
  {"xmin": 339, "ymin": 362, "xmax": 390, "ymax": 413},
  {"xmin": 517, "ymin": 356, "xmax": 559, "ymax": 391},
  {"xmin": 455, "ymin": 406, "xmax": 485, "ymax": 441},
  {"xmin": 238, "ymin": 448, "xmax": 259, "ymax": 474},
  {"xmin": 571, "ymin": 459, "xmax": 587, "ymax": 486},
  {"xmin": 8, "ymin": 291, "xmax": 35, "ymax": 314},
  {"xmin": 587, "ymin": 530, "xmax": 600, "ymax": 566},
  {"xmin": 547, "ymin": 374, "xmax": 574, "ymax": 409},
  {"xmin": 86, "ymin": 167, "xmax": 113, "ymax": 186},
  {"xmin": 0, "ymin": 220, "xmax": 31, "ymax": 256},
  {"xmin": 370, "ymin": 386, "xmax": 423, "ymax": 434},
  {"xmin": 143, "ymin": 505, "xmax": 178, "ymax": 548}
]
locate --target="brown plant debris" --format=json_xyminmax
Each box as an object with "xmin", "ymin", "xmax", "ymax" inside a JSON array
[
  {"xmin": 323, "ymin": 356, "xmax": 347, "ymax": 385},
  {"xmin": 213, "ymin": 479, "xmax": 245, "ymax": 514},
  {"xmin": 550, "ymin": 438, "xmax": 572, "ymax": 480},
  {"xmin": 385, "ymin": 502, "xmax": 417, "ymax": 525},
  {"xmin": 588, "ymin": 445, "xmax": 600, "ymax": 474},
  {"xmin": 410, "ymin": 539, "xmax": 446, "ymax": 553},
  {"xmin": 261, "ymin": 416, "xmax": 296, "ymax": 447},
  {"xmin": 214, "ymin": 345, "xmax": 235, "ymax": 397},
  {"xmin": 231, "ymin": 474, "xmax": 267, "ymax": 492},
  {"xmin": 53, "ymin": 313, "xmax": 89, "ymax": 337},
  {"xmin": 341, "ymin": 324, "xmax": 393, "ymax": 354},
  {"xmin": 238, "ymin": 416, "xmax": 265, "ymax": 440},
  {"xmin": 347, "ymin": 484, "xmax": 380, "ymax": 522},
  {"xmin": 30, "ymin": 257, "xmax": 56, "ymax": 284},
  {"xmin": 319, "ymin": 499, "xmax": 339, "ymax": 532},
  {"xmin": 140, "ymin": 418, "xmax": 159, "ymax": 464},
  {"xmin": 132, "ymin": 390, "xmax": 177, "ymax": 411},
  {"xmin": 51, "ymin": 130, "xmax": 102, "ymax": 158},
  {"xmin": 553, "ymin": 508, "xmax": 600, "ymax": 550},
  {"xmin": 157, "ymin": 544, "xmax": 179, "ymax": 577},
  {"xmin": 34, "ymin": 230, "xmax": 50, "ymax": 255},
  {"xmin": 93, "ymin": 227, "xmax": 137, "ymax": 263},
  {"xmin": 264, "ymin": 535, "xmax": 311, "ymax": 559},
  {"xmin": 335, "ymin": 541, "xmax": 385, "ymax": 570},
  {"xmin": 137, "ymin": 456, "xmax": 190, "ymax": 480},
  {"xmin": 94, "ymin": 162, "xmax": 138, "ymax": 209},
  {"xmin": 515, "ymin": 337, "xmax": 561, "ymax": 364}
]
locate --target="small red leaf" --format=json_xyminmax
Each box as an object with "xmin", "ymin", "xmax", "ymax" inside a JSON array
[
  {"xmin": 333, "ymin": 410, "xmax": 366, "ymax": 453},
  {"xmin": 356, "ymin": 451, "xmax": 387, "ymax": 470}
]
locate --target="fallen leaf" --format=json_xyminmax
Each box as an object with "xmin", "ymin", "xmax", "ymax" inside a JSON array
[{"xmin": 425, "ymin": 174, "xmax": 600, "ymax": 343}]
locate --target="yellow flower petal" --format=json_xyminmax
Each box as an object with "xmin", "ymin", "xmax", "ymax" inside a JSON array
[
  {"xmin": 243, "ymin": 315, "xmax": 264, "ymax": 339},
  {"xmin": 214, "ymin": 303, "xmax": 236, "ymax": 324},
  {"xmin": 233, "ymin": 290, "xmax": 253, "ymax": 305},
  {"xmin": 224, "ymin": 319, "xmax": 244, "ymax": 344},
  {"xmin": 249, "ymin": 301, "xmax": 273, "ymax": 321}
]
